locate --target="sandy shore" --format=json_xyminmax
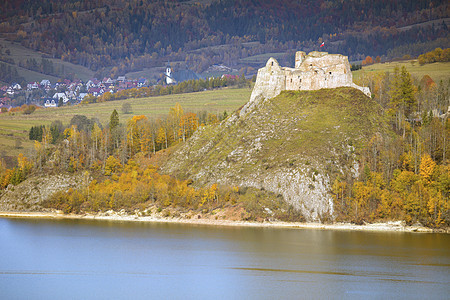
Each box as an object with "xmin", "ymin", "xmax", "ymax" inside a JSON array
[{"xmin": 1, "ymin": 211, "xmax": 445, "ymax": 233}]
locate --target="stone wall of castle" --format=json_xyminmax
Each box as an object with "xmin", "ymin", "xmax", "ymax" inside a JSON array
[{"xmin": 248, "ymin": 51, "xmax": 371, "ymax": 105}]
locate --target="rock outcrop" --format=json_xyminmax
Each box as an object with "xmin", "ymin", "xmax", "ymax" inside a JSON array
[
  {"xmin": 0, "ymin": 173, "xmax": 88, "ymax": 212},
  {"xmin": 241, "ymin": 51, "xmax": 370, "ymax": 116}
]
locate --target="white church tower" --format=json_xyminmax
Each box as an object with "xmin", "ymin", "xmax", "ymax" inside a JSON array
[{"xmin": 165, "ymin": 64, "xmax": 176, "ymax": 85}]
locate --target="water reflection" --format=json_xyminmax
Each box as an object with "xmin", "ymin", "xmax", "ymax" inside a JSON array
[{"xmin": 0, "ymin": 218, "xmax": 448, "ymax": 299}]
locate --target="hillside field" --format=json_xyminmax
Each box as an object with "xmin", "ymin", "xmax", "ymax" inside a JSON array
[
  {"xmin": 353, "ymin": 60, "xmax": 450, "ymax": 83},
  {"xmin": 0, "ymin": 87, "xmax": 251, "ymax": 160},
  {"xmin": 0, "ymin": 38, "xmax": 94, "ymax": 82},
  {"xmin": 239, "ymin": 52, "xmax": 288, "ymax": 65}
]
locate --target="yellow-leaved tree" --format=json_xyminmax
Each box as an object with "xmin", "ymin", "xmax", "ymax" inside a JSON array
[
  {"xmin": 104, "ymin": 156, "xmax": 123, "ymax": 176},
  {"xmin": 419, "ymin": 153, "xmax": 436, "ymax": 184}
]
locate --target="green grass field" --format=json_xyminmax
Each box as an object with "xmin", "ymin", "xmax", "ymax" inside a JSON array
[
  {"xmin": 240, "ymin": 52, "xmax": 287, "ymax": 64},
  {"xmin": 353, "ymin": 60, "xmax": 450, "ymax": 83},
  {"xmin": 0, "ymin": 87, "xmax": 252, "ymax": 160}
]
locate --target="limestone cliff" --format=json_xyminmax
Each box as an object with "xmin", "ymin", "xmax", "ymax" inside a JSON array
[{"xmin": 161, "ymin": 88, "xmax": 384, "ymax": 221}]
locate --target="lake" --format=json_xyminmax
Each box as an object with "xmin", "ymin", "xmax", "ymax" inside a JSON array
[{"xmin": 0, "ymin": 218, "xmax": 448, "ymax": 299}]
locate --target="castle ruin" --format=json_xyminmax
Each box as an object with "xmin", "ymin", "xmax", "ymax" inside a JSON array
[{"xmin": 247, "ymin": 51, "xmax": 371, "ymax": 105}]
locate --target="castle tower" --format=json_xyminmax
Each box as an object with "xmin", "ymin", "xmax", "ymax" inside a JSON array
[{"xmin": 295, "ymin": 51, "xmax": 306, "ymax": 68}]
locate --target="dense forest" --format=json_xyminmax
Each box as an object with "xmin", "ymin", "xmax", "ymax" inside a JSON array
[
  {"xmin": 0, "ymin": 0, "xmax": 448, "ymax": 77},
  {"xmin": 331, "ymin": 66, "xmax": 449, "ymax": 228}
]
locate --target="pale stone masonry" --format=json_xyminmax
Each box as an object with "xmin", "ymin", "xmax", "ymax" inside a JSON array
[{"xmin": 248, "ymin": 51, "xmax": 371, "ymax": 105}]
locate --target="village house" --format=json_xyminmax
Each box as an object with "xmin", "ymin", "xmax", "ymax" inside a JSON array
[
  {"xmin": 40, "ymin": 79, "xmax": 51, "ymax": 87},
  {"xmin": 85, "ymin": 80, "xmax": 94, "ymax": 89},
  {"xmin": 27, "ymin": 82, "xmax": 39, "ymax": 91},
  {"xmin": 12, "ymin": 83, "xmax": 22, "ymax": 90},
  {"xmin": 66, "ymin": 91, "xmax": 77, "ymax": 101},
  {"xmin": 53, "ymin": 92, "xmax": 69, "ymax": 103},
  {"xmin": 44, "ymin": 99, "xmax": 57, "ymax": 107},
  {"xmin": 88, "ymin": 87, "xmax": 104, "ymax": 97},
  {"xmin": 6, "ymin": 87, "xmax": 15, "ymax": 96},
  {"xmin": 137, "ymin": 78, "xmax": 147, "ymax": 87},
  {"xmin": 102, "ymin": 77, "xmax": 114, "ymax": 84},
  {"xmin": 78, "ymin": 93, "xmax": 88, "ymax": 101}
]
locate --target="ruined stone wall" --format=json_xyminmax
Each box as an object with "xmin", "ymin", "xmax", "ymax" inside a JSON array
[
  {"xmin": 246, "ymin": 51, "xmax": 371, "ymax": 107},
  {"xmin": 248, "ymin": 57, "xmax": 286, "ymax": 104}
]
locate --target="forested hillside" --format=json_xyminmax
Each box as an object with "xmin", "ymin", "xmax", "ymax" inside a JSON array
[{"xmin": 0, "ymin": 0, "xmax": 448, "ymax": 78}]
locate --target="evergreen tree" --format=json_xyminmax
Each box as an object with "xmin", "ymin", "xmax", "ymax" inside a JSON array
[
  {"xmin": 109, "ymin": 109, "xmax": 121, "ymax": 152},
  {"xmin": 399, "ymin": 66, "xmax": 416, "ymax": 118},
  {"xmin": 109, "ymin": 109, "xmax": 119, "ymax": 130},
  {"xmin": 389, "ymin": 66, "xmax": 416, "ymax": 132}
]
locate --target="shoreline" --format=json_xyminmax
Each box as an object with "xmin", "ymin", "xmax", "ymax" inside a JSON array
[{"xmin": 0, "ymin": 211, "xmax": 445, "ymax": 233}]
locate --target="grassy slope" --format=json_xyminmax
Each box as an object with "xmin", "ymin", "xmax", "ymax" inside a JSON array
[
  {"xmin": 353, "ymin": 60, "xmax": 450, "ymax": 83},
  {"xmin": 0, "ymin": 87, "xmax": 251, "ymax": 159},
  {"xmin": 0, "ymin": 39, "xmax": 94, "ymax": 82},
  {"xmin": 164, "ymin": 87, "xmax": 385, "ymax": 183}
]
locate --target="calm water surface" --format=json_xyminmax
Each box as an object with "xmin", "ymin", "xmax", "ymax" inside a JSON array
[{"xmin": 0, "ymin": 218, "xmax": 448, "ymax": 299}]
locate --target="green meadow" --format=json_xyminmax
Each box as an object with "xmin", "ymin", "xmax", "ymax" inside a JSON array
[
  {"xmin": 353, "ymin": 60, "xmax": 450, "ymax": 83},
  {"xmin": 240, "ymin": 52, "xmax": 287, "ymax": 65}
]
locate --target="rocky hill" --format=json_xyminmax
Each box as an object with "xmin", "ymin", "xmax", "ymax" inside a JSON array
[{"xmin": 161, "ymin": 87, "xmax": 386, "ymax": 221}]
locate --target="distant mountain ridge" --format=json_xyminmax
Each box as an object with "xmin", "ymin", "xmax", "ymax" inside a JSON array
[{"xmin": 0, "ymin": 0, "xmax": 448, "ymax": 78}]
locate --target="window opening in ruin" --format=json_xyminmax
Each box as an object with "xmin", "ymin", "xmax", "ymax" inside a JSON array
[{"xmin": 271, "ymin": 62, "xmax": 274, "ymax": 66}]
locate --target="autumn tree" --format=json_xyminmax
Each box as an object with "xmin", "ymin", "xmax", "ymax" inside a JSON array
[
  {"xmin": 104, "ymin": 155, "xmax": 123, "ymax": 176},
  {"xmin": 419, "ymin": 153, "xmax": 436, "ymax": 184},
  {"xmin": 121, "ymin": 103, "xmax": 132, "ymax": 114}
]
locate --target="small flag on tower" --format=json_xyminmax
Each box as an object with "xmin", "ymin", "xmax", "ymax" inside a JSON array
[{"xmin": 320, "ymin": 42, "xmax": 325, "ymax": 47}]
